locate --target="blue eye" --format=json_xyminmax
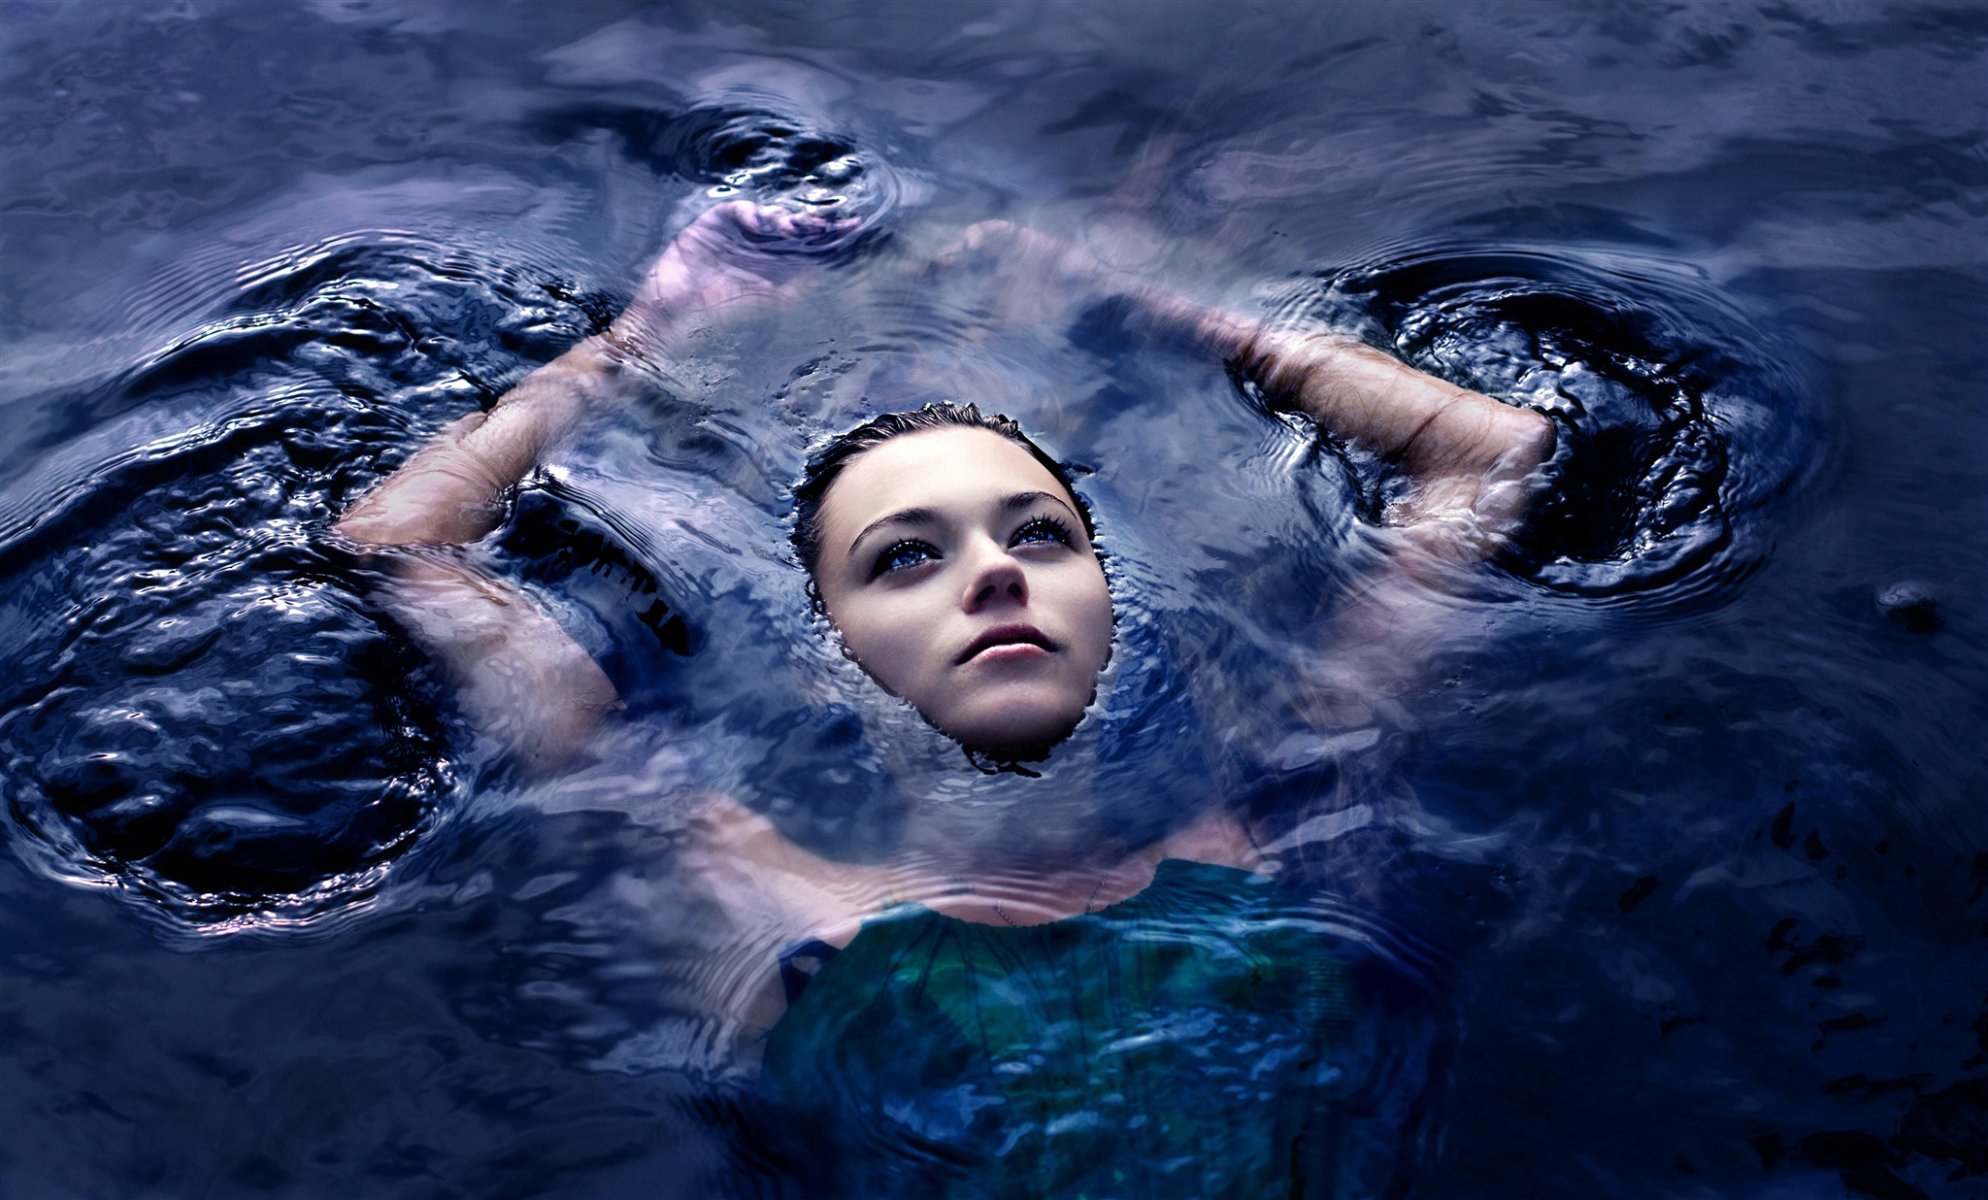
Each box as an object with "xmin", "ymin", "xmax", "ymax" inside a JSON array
[
  {"xmin": 1012, "ymin": 515, "xmax": 1075, "ymax": 549},
  {"xmin": 872, "ymin": 539, "xmax": 938, "ymax": 578}
]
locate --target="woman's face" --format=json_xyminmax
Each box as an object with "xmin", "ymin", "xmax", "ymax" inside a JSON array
[{"xmin": 812, "ymin": 426, "xmax": 1114, "ymax": 756}]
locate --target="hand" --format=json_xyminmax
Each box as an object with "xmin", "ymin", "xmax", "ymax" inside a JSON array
[{"xmin": 628, "ymin": 200, "xmax": 857, "ymax": 336}]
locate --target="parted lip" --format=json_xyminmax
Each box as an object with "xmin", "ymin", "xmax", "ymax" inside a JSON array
[{"xmin": 957, "ymin": 623, "xmax": 1056, "ymax": 664}]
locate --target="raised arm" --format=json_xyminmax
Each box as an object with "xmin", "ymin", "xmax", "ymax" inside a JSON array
[
  {"xmin": 940, "ymin": 219, "xmax": 1554, "ymax": 562},
  {"xmin": 1211, "ymin": 323, "xmax": 1555, "ymax": 559},
  {"xmin": 936, "ymin": 219, "xmax": 1556, "ymax": 735},
  {"xmin": 339, "ymin": 201, "xmax": 846, "ymax": 546},
  {"xmin": 1204, "ymin": 320, "xmax": 1556, "ymax": 732},
  {"xmin": 336, "ymin": 202, "xmax": 850, "ymax": 768}
]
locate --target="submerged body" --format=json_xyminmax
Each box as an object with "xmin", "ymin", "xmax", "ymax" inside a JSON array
[
  {"xmin": 758, "ymin": 859, "xmax": 1430, "ymax": 1199},
  {"xmin": 335, "ymin": 199, "xmax": 1554, "ymax": 1192}
]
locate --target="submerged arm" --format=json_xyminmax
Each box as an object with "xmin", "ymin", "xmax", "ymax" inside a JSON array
[
  {"xmin": 1211, "ymin": 322, "xmax": 1556, "ymax": 557},
  {"xmin": 336, "ymin": 202, "xmax": 849, "ymax": 767},
  {"xmin": 939, "ymin": 220, "xmax": 1555, "ymax": 729},
  {"xmin": 943, "ymin": 219, "xmax": 1554, "ymax": 556},
  {"xmin": 340, "ymin": 201, "xmax": 839, "ymax": 546},
  {"xmin": 938, "ymin": 219, "xmax": 1554, "ymax": 550},
  {"xmin": 337, "ymin": 347, "xmax": 623, "ymax": 546},
  {"xmin": 375, "ymin": 552, "xmax": 620, "ymax": 774},
  {"xmin": 1208, "ymin": 321, "xmax": 1555, "ymax": 728}
]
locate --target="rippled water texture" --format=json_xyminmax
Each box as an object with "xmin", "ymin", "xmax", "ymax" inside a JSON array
[{"xmin": 2, "ymin": 2, "xmax": 1985, "ymax": 1197}]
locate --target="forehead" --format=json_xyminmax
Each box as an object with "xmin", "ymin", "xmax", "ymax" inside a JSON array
[{"xmin": 817, "ymin": 427, "xmax": 1068, "ymax": 546}]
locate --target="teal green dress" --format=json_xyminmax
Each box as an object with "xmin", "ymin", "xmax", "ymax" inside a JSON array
[{"xmin": 756, "ymin": 859, "xmax": 1418, "ymax": 1199}]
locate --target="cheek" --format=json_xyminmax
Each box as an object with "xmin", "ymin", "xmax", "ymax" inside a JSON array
[
  {"xmin": 1064, "ymin": 569, "xmax": 1116, "ymax": 671},
  {"xmin": 830, "ymin": 594, "xmax": 931, "ymax": 698},
  {"xmin": 1086, "ymin": 595, "xmax": 1116, "ymax": 670}
]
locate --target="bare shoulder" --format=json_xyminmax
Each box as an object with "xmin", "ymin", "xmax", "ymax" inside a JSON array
[{"xmin": 681, "ymin": 794, "xmax": 883, "ymax": 950}]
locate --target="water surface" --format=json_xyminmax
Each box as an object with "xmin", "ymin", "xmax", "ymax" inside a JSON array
[{"xmin": 2, "ymin": 2, "xmax": 1986, "ymax": 1197}]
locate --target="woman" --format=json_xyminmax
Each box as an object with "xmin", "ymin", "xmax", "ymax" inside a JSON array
[{"xmin": 337, "ymin": 200, "xmax": 1553, "ymax": 1196}]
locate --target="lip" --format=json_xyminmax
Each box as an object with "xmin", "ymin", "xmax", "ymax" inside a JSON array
[{"xmin": 957, "ymin": 623, "xmax": 1057, "ymax": 664}]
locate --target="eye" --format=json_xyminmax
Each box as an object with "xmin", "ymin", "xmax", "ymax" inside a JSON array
[
  {"xmin": 1011, "ymin": 514, "xmax": 1075, "ymax": 550},
  {"xmin": 870, "ymin": 538, "xmax": 939, "ymax": 579}
]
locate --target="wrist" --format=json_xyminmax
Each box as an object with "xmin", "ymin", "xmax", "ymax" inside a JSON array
[
  {"xmin": 612, "ymin": 285, "xmax": 769, "ymax": 365},
  {"xmin": 495, "ymin": 336, "xmax": 637, "ymax": 421}
]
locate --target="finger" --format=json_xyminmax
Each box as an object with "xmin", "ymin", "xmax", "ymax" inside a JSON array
[
  {"xmin": 698, "ymin": 199, "xmax": 755, "ymax": 233},
  {"xmin": 728, "ymin": 201, "xmax": 776, "ymax": 238},
  {"xmin": 771, "ymin": 208, "xmax": 863, "ymax": 251},
  {"xmin": 798, "ymin": 212, "xmax": 863, "ymax": 243},
  {"xmin": 748, "ymin": 203, "xmax": 817, "ymax": 244}
]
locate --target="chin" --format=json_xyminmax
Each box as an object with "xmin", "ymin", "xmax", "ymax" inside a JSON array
[{"xmin": 943, "ymin": 705, "xmax": 1087, "ymax": 763}]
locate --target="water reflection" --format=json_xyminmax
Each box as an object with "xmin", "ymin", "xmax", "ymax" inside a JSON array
[
  {"xmin": 0, "ymin": 2, "xmax": 1982, "ymax": 1197},
  {"xmin": 0, "ymin": 100, "xmax": 1793, "ymax": 1191}
]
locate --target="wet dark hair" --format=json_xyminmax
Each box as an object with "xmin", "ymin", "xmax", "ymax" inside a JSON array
[{"xmin": 791, "ymin": 402, "xmax": 1098, "ymax": 577}]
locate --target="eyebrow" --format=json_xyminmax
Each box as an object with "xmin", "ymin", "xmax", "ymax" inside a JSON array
[{"xmin": 844, "ymin": 490, "xmax": 1078, "ymax": 562}]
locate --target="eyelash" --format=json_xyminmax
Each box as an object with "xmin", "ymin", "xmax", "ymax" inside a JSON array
[
  {"xmin": 871, "ymin": 539, "xmax": 939, "ymax": 579},
  {"xmin": 1012, "ymin": 515, "xmax": 1074, "ymax": 548},
  {"xmin": 867, "ymin": 515, "xmax": 1078, "ymax": 580}
]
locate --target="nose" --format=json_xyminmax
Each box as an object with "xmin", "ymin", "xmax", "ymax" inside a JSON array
[{"xmin": 961, "ymin": 538, "xmax": 1029, "ymax": 613}]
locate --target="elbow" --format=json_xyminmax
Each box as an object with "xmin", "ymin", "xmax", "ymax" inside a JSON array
[
  {"xmin": 332, "ymin": 507, "xmax": 396, "ymax": 548},
  {"xmin": 333, "ymin": 499, "xmax": 457, "ymax": 548},
  {"xmin": 1472, "ymin": 406, "xmax": 1557, "ymax": 536},
  {"xmin": 1510, "ymin": 405, "xmax": 1557, "ymax": 475},
  {"xmin": 1420, "ymin": 399, "xmax": 1557, "ymax": 485},
  {"xmin": 333, "ymin": 463, "xmax": 508, "ymax": 548}
]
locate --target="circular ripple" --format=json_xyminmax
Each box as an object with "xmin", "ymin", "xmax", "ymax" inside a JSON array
[
  {"xmin": 600, "ymin": 102, "xmax": 901, "ymax": 229},
  {"xmin": 1294, "ymin": 247, "xmax": 1814, "ymax": 613},
  {"xmin": 0, "ymin": 227, "xmax": 603, "ymax": 926},
  {"xmin": 0, "ymin": 407, "xmax": 454, "ymax": 925}
]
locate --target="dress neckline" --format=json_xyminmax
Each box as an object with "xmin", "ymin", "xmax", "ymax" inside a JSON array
[{"xmin": 876, "ymin": 856, "xmax": 1266, "ymax": 931}]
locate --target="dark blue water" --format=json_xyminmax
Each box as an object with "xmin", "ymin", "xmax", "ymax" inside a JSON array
[{"xmin": 3, "ymin": 1, "xmax": 1985, "ymax": 1196}]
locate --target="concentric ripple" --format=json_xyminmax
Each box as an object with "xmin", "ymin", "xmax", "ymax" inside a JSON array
[
  {"xmin": 543, "ymin": 100, "xmax": 902, "ymax": 230},
  {"xmin": 1289, "ymin": 246, "xmax": 1815, "ymax": 613},
  {"xmin": 0, "ymin": 93, "xmax": 897, "ymax": 928},
  {"xmin": 0, "ymin": 225, "xmax": 614, "ymax": 927},
  {"xmin": 0, "ymin": 401, "xmax": 451, "ymax": 926}
]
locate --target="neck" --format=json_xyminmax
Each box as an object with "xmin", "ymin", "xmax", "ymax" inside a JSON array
[{"xmin": 901, "ymin": 799, "xmax": 1111, "ymax": 871}]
